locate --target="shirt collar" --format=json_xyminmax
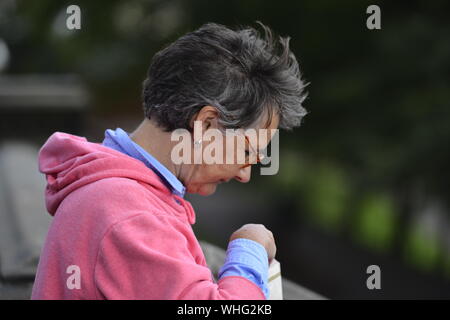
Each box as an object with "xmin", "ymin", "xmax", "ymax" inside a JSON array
[{"xmin": 102, "ymin": 128, "xmax": 186, "ymax": 198}]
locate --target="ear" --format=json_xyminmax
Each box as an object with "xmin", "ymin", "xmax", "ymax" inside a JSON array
[{"xmin": 190, "ymin": 106, "xmax": 220, "ymax": 131}]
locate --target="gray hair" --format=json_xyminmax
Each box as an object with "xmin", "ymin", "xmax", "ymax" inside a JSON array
[{"xmin": 143, "ymin": 22, "xmax": 308, "ymax": 131}]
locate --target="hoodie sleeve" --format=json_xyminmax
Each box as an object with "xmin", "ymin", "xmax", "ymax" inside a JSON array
[{"xmin": 94, "ymin": 213, "xmax": 265, "ymax": 300}]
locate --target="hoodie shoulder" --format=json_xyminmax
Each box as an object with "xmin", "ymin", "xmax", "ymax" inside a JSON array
[
  {"xmin": 62, "ymin": 174, "xmax": 189, "ymax": 226},
  {"xmin": 65, "ymin": 176, "xmax": 159, "ymax": 221},
  {"xmin": 39, "ymin": 132, "xmax": 174, "ymax": 216}
]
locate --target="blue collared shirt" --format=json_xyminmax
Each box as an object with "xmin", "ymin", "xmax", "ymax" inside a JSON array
[
  {"xmin": 218, "ymin": 238, "xmax": 269, "ymax": 298},
  {"xmin": 103, "ymin": 128, "xmax": 186, "ymax": 197},
  {"xmin": 102, "ymin": 128, "xmax": 269, "ymax": 299}
]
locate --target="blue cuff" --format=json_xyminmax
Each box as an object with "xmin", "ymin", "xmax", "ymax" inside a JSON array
[{"xmin": 218, "ymin": 238, "xmax": 269, "ymax": 299}]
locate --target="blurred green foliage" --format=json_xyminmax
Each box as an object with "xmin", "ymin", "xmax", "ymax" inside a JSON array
[
  {"xmin": 404, "ymin": 223, "xmax": 441, "ymax": 272},
  {"xmin": 352, "ymin": 193, "xmax": 397, "ymax": 252}
]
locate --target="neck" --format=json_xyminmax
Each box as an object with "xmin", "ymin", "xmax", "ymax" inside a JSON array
[{"xmin": 130, "ymin": 119, "xmax": 182, "ymax": 179}]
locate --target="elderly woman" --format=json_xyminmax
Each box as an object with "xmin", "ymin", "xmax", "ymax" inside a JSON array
[{"xmin": 31, "ymin": 22, "xmax": 307, "ymax": 300}]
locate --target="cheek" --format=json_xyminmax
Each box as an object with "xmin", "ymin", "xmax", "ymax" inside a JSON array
[
  {"xmin": 213, "ymin": 164, "xmax": 241, "ymax": 178},
  {"xmin": 198, "ymin": 164, "xmax": 240, "ymax": 183}
]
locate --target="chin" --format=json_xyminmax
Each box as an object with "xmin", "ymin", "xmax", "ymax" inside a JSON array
[{"xmin": 196, "ymin": 183, "xmax": 218, "ymax": 196}]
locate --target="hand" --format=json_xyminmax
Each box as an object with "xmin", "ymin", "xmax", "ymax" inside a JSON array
[{"xmin": 229, "ymin": 223, "xmax": 276, "ymax": 262}]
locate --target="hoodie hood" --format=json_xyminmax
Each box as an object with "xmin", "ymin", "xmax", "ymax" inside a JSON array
[{"xmin": 38, "ymin": 132, "xmax": 195, "ymax": 223}]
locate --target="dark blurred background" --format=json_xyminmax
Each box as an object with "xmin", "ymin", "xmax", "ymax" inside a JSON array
[{"xmin": 0, "ymin": 0, "xmax": 449, "ymax": 299}]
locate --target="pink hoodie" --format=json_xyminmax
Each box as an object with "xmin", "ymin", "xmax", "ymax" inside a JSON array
[{"xmin": 31, "ymin": 132, "xmax": 265, "ymax": 300}]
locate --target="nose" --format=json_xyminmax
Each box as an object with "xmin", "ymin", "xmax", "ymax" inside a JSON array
[{"xmin": 234, "ymin": 166, "xmax": 251, "ymax": 183}]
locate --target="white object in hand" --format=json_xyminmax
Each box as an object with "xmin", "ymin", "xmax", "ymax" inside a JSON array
[{"xmin": 268, "ymin": 259, "xmax": 283, "ymax": 300}]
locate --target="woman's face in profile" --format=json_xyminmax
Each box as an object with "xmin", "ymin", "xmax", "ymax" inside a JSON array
[{"xmin": 184, "ymin": 113, "xmax": 279, "ymax": 196}]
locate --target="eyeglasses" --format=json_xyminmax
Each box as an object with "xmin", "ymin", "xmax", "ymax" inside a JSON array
[
  {"xmin": 218, "ymin": 128, "xmax": 265, "ymax": 168},
  {"xmin": 241, "ymin": 135, "xmax": 264, "ymax": 169}
]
